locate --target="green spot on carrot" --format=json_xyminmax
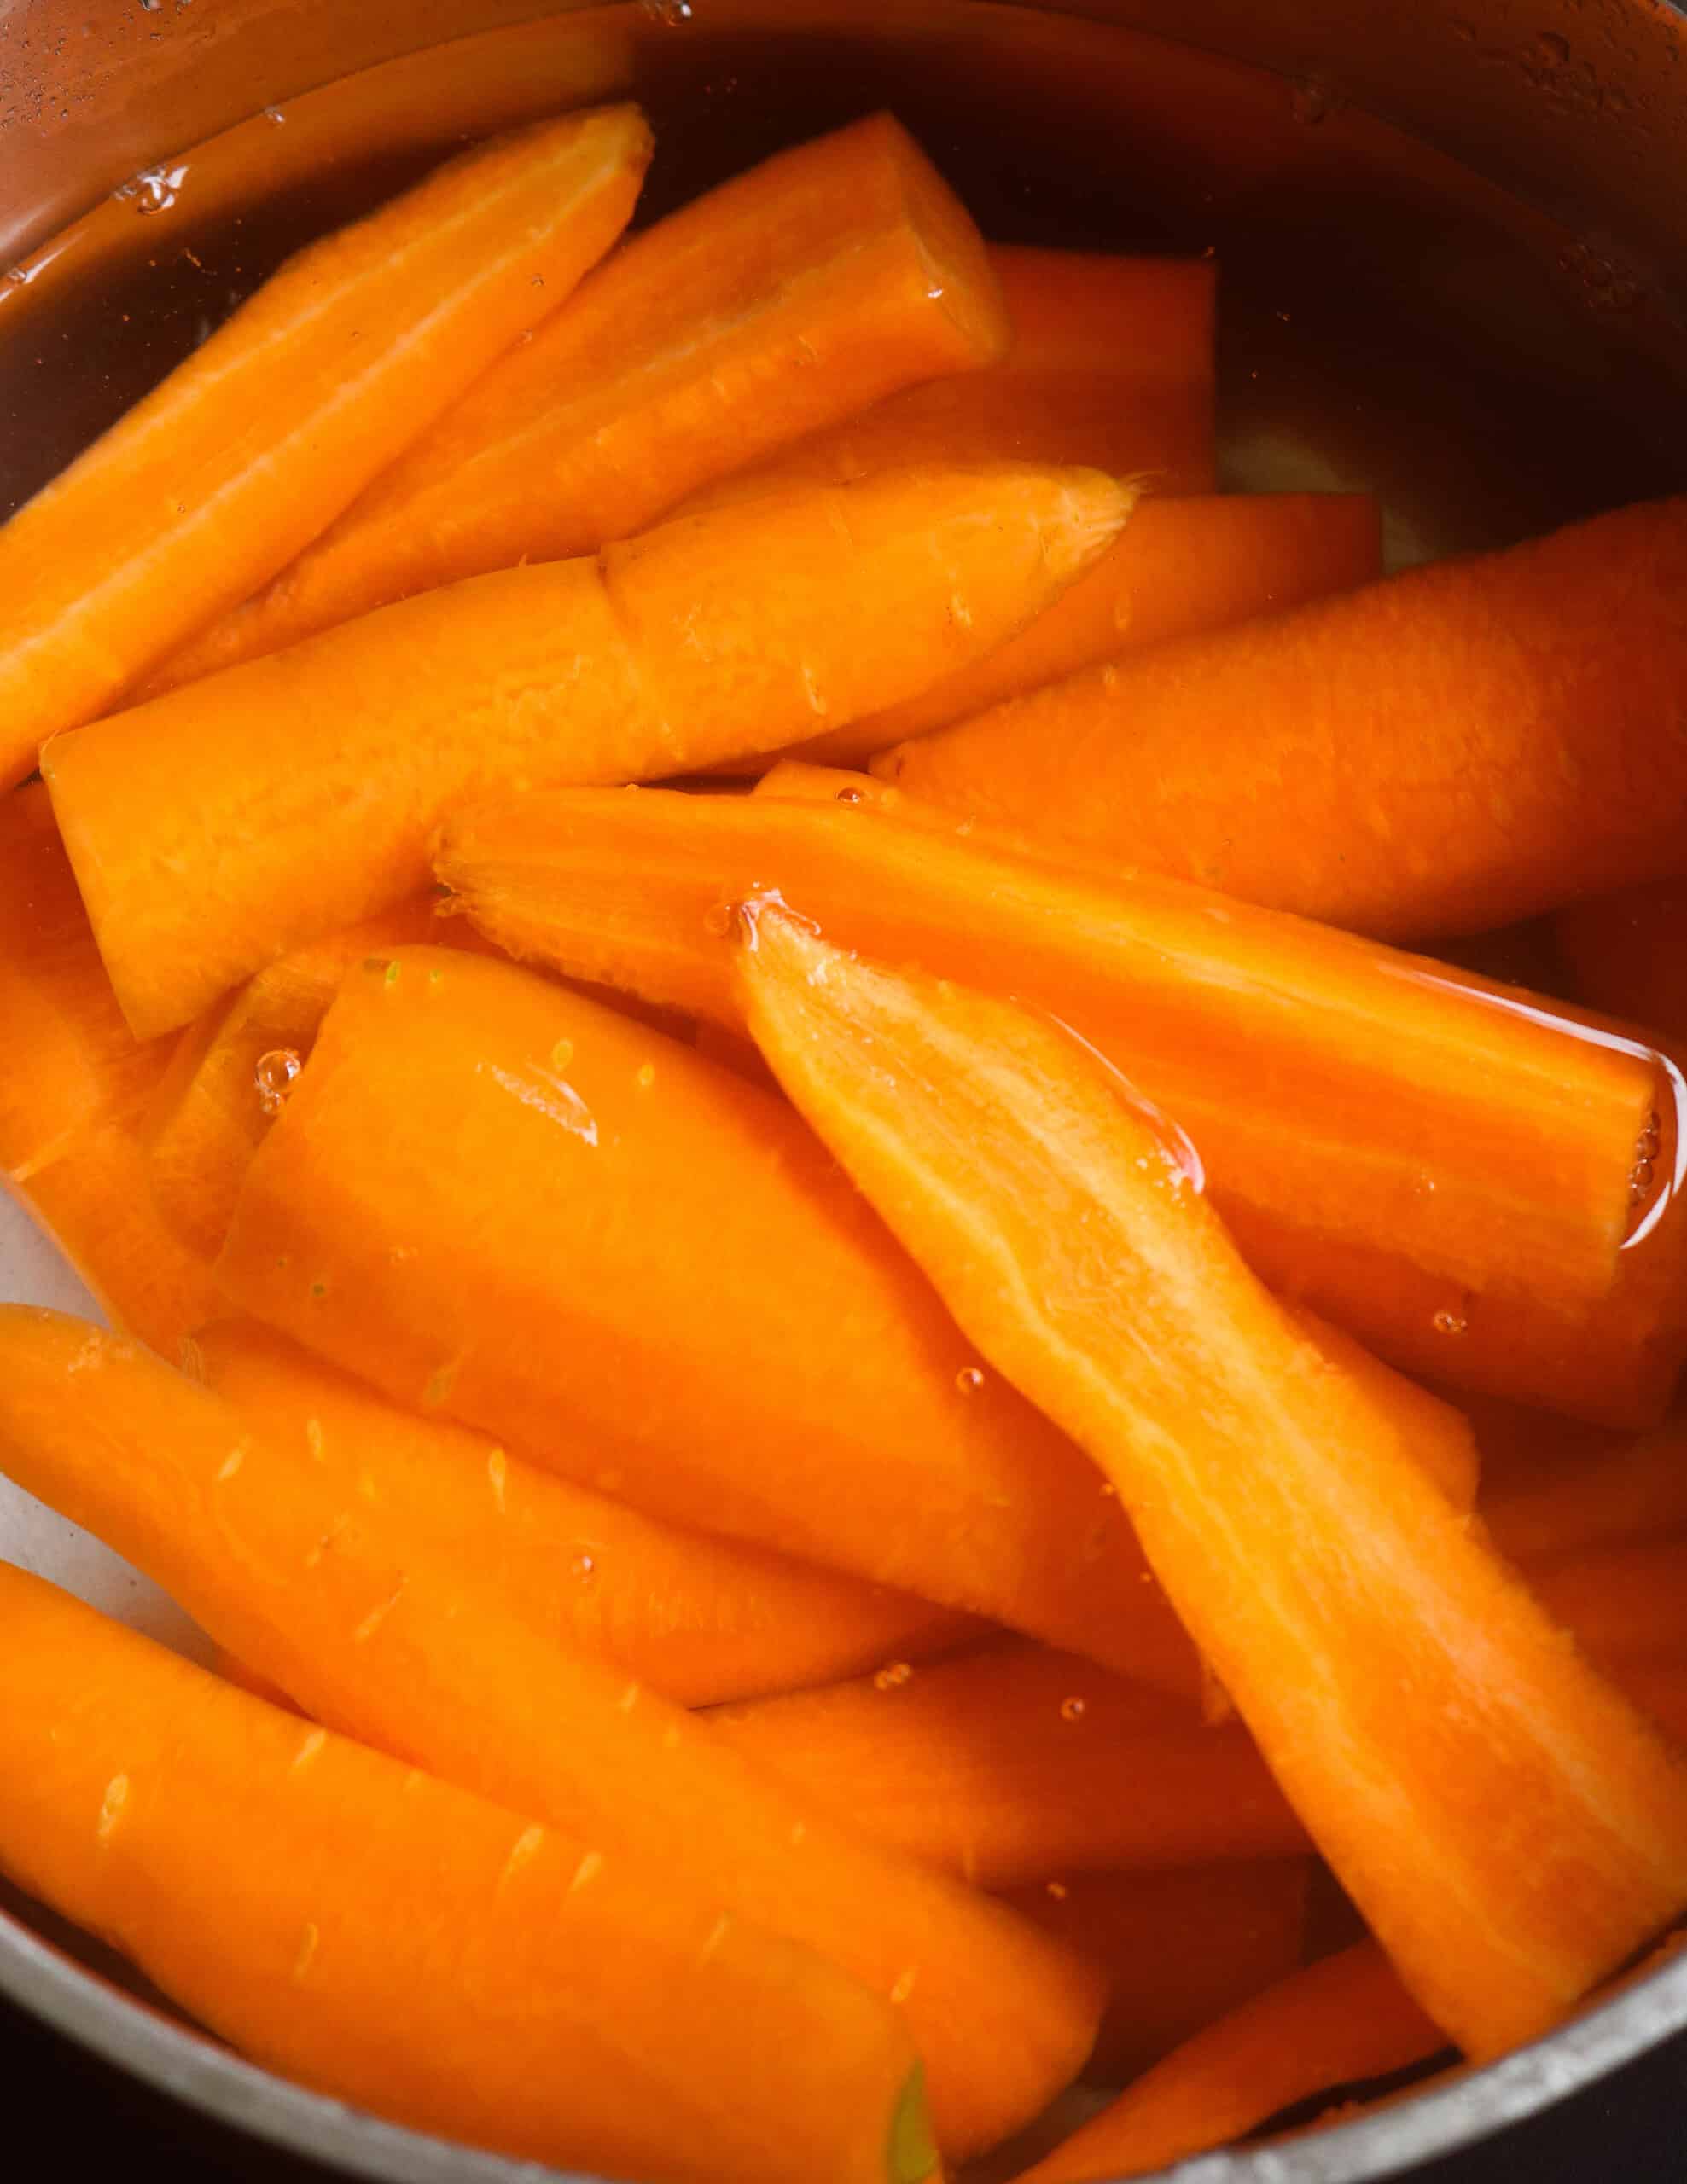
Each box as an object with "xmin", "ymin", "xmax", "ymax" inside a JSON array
[
  {"xmin": 384, "ymin": 961, "xmax": 401, "ymax": 990},
  {"xmin": 888, "ymin": 2064, "xmax": 938, "ymax": 2184}
]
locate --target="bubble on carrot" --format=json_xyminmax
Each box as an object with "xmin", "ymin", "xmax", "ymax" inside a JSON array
[
  {"xmin": 955, "ymin": 1365, "xmax": 986, "ymax": 1397},
  {"xmin": 875, "ymin": 1662, "xmax": 914, "ymax": 1692},
  {"xmin": 701, "ymin": 900, "xmax": 735, "ymax": 937},
  {"xmin": 253, "ymin": 1046, "xmax": 302, "ymax": 1118},
  {"xmin": 1432, "ymin": 1310, "xmax": 1469, "ymax": 1337},
  {"xmin": 635, "ymin": 1061, "xmax": 656, "ymax": 1089},
  {"xmin": 96, "ymin": 1774, "xmax": 130, "ymax": 1843},
  {"xmin": 639, "ymin": 0, "xmax": 694, "ymax": 22},
  {"xmin": 571, "ymin": 1552, "xmax": 596, "ymax": 1583},
  {"xmin": 1059, "ymin": 1697, "xmax": 1087, "ymax": 1722}
]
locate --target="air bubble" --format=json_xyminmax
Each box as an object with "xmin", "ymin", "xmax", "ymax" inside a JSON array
[
  {"xmin": 640, "ymin": 0, "xmax": 694, "ymax": 21},
  {"xmin": 702, "ymin": 901, "xmax": 734, "ymax": 938},
  {"xmin": 1432, "ymin": 1309, "xmax": 1469, "ymax": 1337},
  {"xmin": 254, "ymin": 1047, "xmax": 302, "ymax": 1118},
  {"xmin": 955, "ymin": 1365, "xmax": 985, "ymax": 1397},
  {"xmin": 835, "ymin": 787, "xmax": 865, "ymax": 804},
  {"xmin": 1045, "ymin": 1880, "xmax": 1069, "ymax": 1901},
  {"xmin": 124, "ymin": 165, "xmax": 188, "ymax": 216},
  {"xmin": 572, "ymin": 1553, "xmax": 596, "ymax": 1583},
  {"xmin": 1060, "ymin": 1696, "xmax": 1088, "ymax": 1722},
  {"xmin": 875, "ymin": 1662, "xmax": 913, "ymax": 1692}
]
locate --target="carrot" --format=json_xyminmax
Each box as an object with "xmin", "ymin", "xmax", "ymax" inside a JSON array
[
  {"xmin": 144, "ymin": 113, "xmax": 1010, "ymax": 692},
  {"xmin": 141, "ymin": 900, "xmax": 466, "ymax": 1261},
  {"xmin": 727, "ymin": 494, "xmax": 1382, "ymax": 774},
  {"xmin": 45, "ymin": 461, "xmax": 1129, "ymax": 1041},
  {"xmin": 0, "ymin": 1562, "xmax": 937, "ymax": 2184},
  {"xmin": 736, "ymin": 909, "xmax": 1687, "ymax": 2059},
  {"xmin": 1521, "ymin": 1541, "xmax": 1687, "ymax": 1677},
  {"xmin": 1557, "ymin": 880, "xmax": 1687, "ymax": 1048},
  {"xmin": 0, "ymin": 107, "xmax": 650, "ymax": 785},
  {"xmin": 1621, "ymin": 1664, "xmax": 1687, "ymax": 1749},
  {"xmin": 432, "ymin": 787, "xmax": 1674, "ymax": 1416},
  {"xmin": 209, "ymin": 944, "xmax": 1184, "ymax": 1688},
  {"xmin": 0, "ymin": 784, "xmax": 218, "ymax": 1351},
  {"xmin": 1481, "ymin": 1409, "xmax": 1687, "ymax": 1561},
  {"xmin": 709, "ymin": 1641, "xmax": 1310, "ymax": 1885},
  {"xmin": 998, "ymin": 1861, "xmax": 1313, "ymax": 2086},
  {"xmin": 0, "ymin": 1308, "xmax": 1100, "ymax": 2158},
  {"xmin": 876, "ymin": 496, "xmax": 1687, "ymax": 941},
  {"xmin": 1013, "ymin": 1943, "xmax": 1446, "ymax": 2184},
  {"xmin": 191, "ymin": 1316, "xmax": 979, "ymax": 1708}
]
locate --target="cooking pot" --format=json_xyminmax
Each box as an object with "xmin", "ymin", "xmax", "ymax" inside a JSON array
[{"xmin": 2, "ymin": 3, "xmax": 1685, "ymax": 2178}]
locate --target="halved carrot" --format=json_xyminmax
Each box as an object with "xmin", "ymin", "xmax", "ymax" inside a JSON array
[
  {"xmin": 877, "ymin": 495, "xmax": 1687, "ymax": 942},
  {"xmin": 0, "ymin": 1308, "xmax": 1101, "ymax": 2158},
  {"xmin": 1481, "ymin": 1410, "xmax": 1687, "ymax": 1561},
  {"xmin": 209, "ymin": 944, "xmax": 1173, "ymax": 1686},
  {"xmin": 736, "ymin": 910, "xmax": 1687, "ymax": 2059},
  {"xmin": 709, "ymin": 1641, "xmax": 1309, "ymax": 1885},
  {"xmin": 46, "ymin": 461, "xmax": 1129, "ymax": 1041},
  {"xmin": 0, "ymin": 106, "xmax": 650, "ymax": 783},
  {"xmin": 0, "ymin": 1562, "xmax": 935, "ymax": 2184},
  {"xmin": 192, "ymin": 1316, "xmax": 977, "ymax": 1708},
  {"xmin": 1014, "ymin": 1943, "xmax": 1446, "ymax": 2184},
  {"xmin": 431, "ymin": 787, "xmax": 1672, "ymax": 1412},
  {"xmin": 145, "ymin": 113, "xmax": 1010, "ymax": 690},
  {"xmin": 1557, "ymin": 880, "xmax": 1687, "ymax": 1048},
  {"xmin": 999, "ymin": 1862, "xmax": 1313, "ymax": 2086}
]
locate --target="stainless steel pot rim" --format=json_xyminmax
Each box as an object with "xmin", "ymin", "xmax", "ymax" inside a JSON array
[{"xmin": 3, "ymin": 1900, "xmax": 1683, "ymax": 2184}]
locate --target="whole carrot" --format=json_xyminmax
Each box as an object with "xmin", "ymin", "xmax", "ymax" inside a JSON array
[
  {"xmin": 877, "ymin": 496, "xmax": 1687, "ymax": 941},
  {"xmin": 737, "ymin": 911, "xmax": 1687, "ymax": 2060},
  {"xmin": 193, "ymin": 1316, "xmax": 977, "ymax": 1708},
  {"xmin": 45, "ymin": 461, "xmax": 1130, "ymax": 1040},
  {"xmin": 145, "ymin": 113, "xmax": 1010, "ymax": 690},
  {"xmin": 0, "ymin": 1307, "xmax": 1101, "ymax": 2158},
  {"xmin": 0, "ymin": 1562, "xmax": 937, "ymax": 2184},
  {"xmin": 0, "ymin": 105, "xmax": 651, "ymax": 783}
]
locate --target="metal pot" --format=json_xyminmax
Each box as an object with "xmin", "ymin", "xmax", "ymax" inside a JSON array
[{"xmin": 2, "ymin": 3, "xmax": 1684, "ymax": 2177}]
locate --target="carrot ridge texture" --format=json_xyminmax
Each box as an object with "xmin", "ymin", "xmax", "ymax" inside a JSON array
[
  {"xmin": 44, "ymin": 461, "xmax": 1129, "ymax": 1040},
  {"xmin": 877, "ymin": 495, "xmax": 1687, "ymax": 941},
  {"xmin": 735, "ymin": 911, "xmax": 1687, "ymax": 2060},
  {"xmin": 431, "ymin": 786, "xmax": 1673, "ymax": 1422},
  {"xmin": 0, "ymin": 1562, "xmax": 935, "ymax": 2184},
  {"xmin": 0, "ymin": 1308, "xmax": 1100, "ymax": 2158},
  {"xmin": 146, "ymin": 112, "xmax": 1011, "ymax": 689},
  {"xmin": 0, "ymin": 104, "xmax": 651, "ymax": 783}
]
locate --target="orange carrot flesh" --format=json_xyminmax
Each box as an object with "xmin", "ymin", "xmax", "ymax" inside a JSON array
[
  {"xmin": 709, "ymin": 1641, "xmax": 1310, "ymax": 1886},
  {"xmin": 878, "ymin": 496, "xmax": 1687, "ymax": 942},
  {"xmin": 998, "ymin": 1861, "xmax": 1312, "ymax": 2087},
  {"xmin": 145, "ymin": 113, "xmax": 1010, "ymax": 691},
  {"xmin": 191, "ymin": 1317, "xmax": 978, "ymax": 1708},
  {"xmin": 45, "ymin": 462, "xmax": 1129, "ymax": 1041},
  {"xmin": 431, "ymin": 787, "xmax": 1668, "ymax": 1358},
  {"xmin": 210, "ymin": 944, "xmax": 1188, "ymax": 1690},
  {"xmin": 0, "ymin": 1307, "xmax": 1100, "ymax": 2158},
  {"xmin": 1481, "ymin": 1411, "xmax": 1687, "ymax": 1561},
  {"xmin": 736, "ymin": 911, "xmax": 1687, "ymax": 2059},
  {"xmin": 1014, "ymin": 1943, "xmax": 1446, "ymax": 2184},
  {"xmin": 0, "ymin": 1562, "xmax": 937, "ymax": 2184},
  {"xmin": 1557, "ymin": 880, "xmax": 1687, "ymax": 1048},
  {"xmin": 0, "ymin": 107, "xmax": 650, "ymax": 783}
]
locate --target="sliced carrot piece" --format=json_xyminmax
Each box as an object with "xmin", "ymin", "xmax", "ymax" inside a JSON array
[
  {"xmin": 1013, "ymin": 1943, "xmax": 1446, "ymax": 2184},
  {"xmin": 877, "ymin": 496, "xmax": 1687, "ymax": 942},
  {"xmin": 45, "ymin": 461, "xmax": 1129, "ymax": 1041},
  {"xmin": 0, "ymin": 1562, "xmax": 936, "ymax": 2184},
  {"xmin": 431, "ymin": 787, "xmax": 1674, "ymax": 1416},
  {"xmin": 209, "ymin": 944, "xmax": 1178, "ymax": 1687},
  {"xmin": 192, "ymin": 1317, "xmax": 977, "ymax": 1708},
  {"xmin": 0, "ymin": 1308, "xmax": 1100, "ymax": 2158},
  {"xmin": 146, "ymin": 113, "xmax": 1010, "ymax": 690},
  {"xmin": 999, "ymin": 1861, "xmax": 1312, "ymax": 2086},
  {"xmin": 736, "ymin": 910, "xmax": 1687, "ymax": 2059},
  {"xmin": 1481, "ymin": 1410, "xmax": 1687, "ymax": 1560},
  {"xmin": 1557, "ymin": 880, "xmax": 1687, "ymax": 1048},
  {"xmin": 709, "ymin": 1641, "xmax": 1309, "ymax": 1885},
  {"xmin": 0, "ymin": 106, "xmax": 650, "ymax": 783}
]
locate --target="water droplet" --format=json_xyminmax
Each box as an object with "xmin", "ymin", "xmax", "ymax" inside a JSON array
[
  {"xmin": 1432, "ymin": 1309, "xmax": 1469, "ymax": 1337},
  {"xmin": 875, "ymin": 1662, "xmax": 913, "ymax": 1692},
  {"xmin": 124, "ymin": 164, "xmax": 187, "ymax": 216},
  {"xmin": 264, "ymin": 105, "xmax": 287, "ymax": 125},
  {"xmin": 1630, "ymin": 1158, "xmax": 1655, "ymax": 1206},
  {"xmin": 702, "ymin": 900, "xmax": 734, "ymax": 938},
  {"xmin": 835, "ymin": 786, "xmax": 865, "ymax": 804},
  {"xmin": 955, "ymin": 1365, "xmax": 985, "ymax": 1397},
  {"xmin": 253, "ymin": 1047, "xmax": 301, "ymax": 1118},
  {"xmin": 640, "ymin": 0, "xmax": 693, "ymax": 21},
  {"xmin": 572, "ymin": 1552, "xmax": 596, "ymax": 1583},
  {"xmin": 138, "ymin": 0, "xmax": 160, "ymax": 10},
  {"xmin": 1059, "ymin": 1696, "xmax": 1087, "ymax": 1723},
  {"xmin": 550, "ymin": 1038, "xmax": 574, "ymax": 1073},
  {"xmin": 1045, "ymin": 1880, "xmax": 1069, "ymax": 1901}
]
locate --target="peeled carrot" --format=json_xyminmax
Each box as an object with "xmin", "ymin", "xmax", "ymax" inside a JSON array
[
  {"xmin": 0, "ymin": 107, "xmax": 650, "ymax": 785},
  {"xmin": 999, "ymin": 1862, "xmax": 1313, "ymax": 2086},
  {"xmin": 736, "ymin": 911, "xmax": 1687, "ymax": 2059},
  {"xmin": 1557, "ymin": 880, "xmax": 1687, "ymax": 1047},
  {"xmin": 46, "ymin": 461, "xmax": 1128, "ymax": 1041},
  {"xmin": 192, "ymin": 1316, "xmax": 977, "ymax": 1708},
  {"xmin": 730, "ymin": 494, "xmax": 1382, "ymax": 773},
  {"xmin": 1481, "ymin": 1410, "xmax": 1687, "ymax": 1561},
  {"xmin": 1014, "ymin": 1943, "xmax": 1446, "ymax": 2184},
  {"xmin": 146, "ymin": 113, "xmax": 1010, "ymax": 691},
  {"xmin": 877, "ymin": 496, "xmax": 1687, "ymax": 941},
  {"xmin": 0, "ymin": 1308, "xmax": 1100, "ymax": 2158},
  {"xmin": 432, "ymin": 787, "xmax": 1673, "ymax": 1415},
  {"xmin": 0, "ymin": 1562, "xmax": 936, "ymax": 2184},
  {"xmin": 209, "ymin": 944, "xmax": 1178, "ymax": 1686},
  {"xmin": 710, "ymin": 1642, "xmax": 1310, "ymax": 1885}
]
